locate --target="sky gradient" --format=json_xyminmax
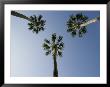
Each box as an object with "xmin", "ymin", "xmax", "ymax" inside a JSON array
[{"xmin": 11, "ymin": 11, "xmax": 100, "ymax": 77}]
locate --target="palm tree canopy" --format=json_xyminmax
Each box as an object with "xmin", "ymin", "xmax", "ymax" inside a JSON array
[
  {"xmin": 67, "ymin": 13, "xmax": 88, "ymax": 37},
  {"xmin": 11, "ymin": 11, "xmax": 46, "ymax": 34},
  {"xmin": 67, "ymin": 13, "xmax": 99, "ymax": 37},
  {"xmin": 43, "ymin": 33, "xmax": 64, "ymax": 57},
  {"xmin": 28, "ymin": 15, "xmax": 46, "ymax": 34}
]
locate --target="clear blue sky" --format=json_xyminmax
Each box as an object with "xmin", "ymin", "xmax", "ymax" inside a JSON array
[{"xmin": 11, "ymin": 11, "xmax": 100, "ymax": 77}]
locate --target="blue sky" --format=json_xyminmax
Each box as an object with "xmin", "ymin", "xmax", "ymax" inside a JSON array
[{"xmin": 11, "ymin": 11, "xmax": 100, "ymax": 77}]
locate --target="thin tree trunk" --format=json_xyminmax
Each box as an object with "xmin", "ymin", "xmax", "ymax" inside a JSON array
[
  {"xmin": 11, "ymin": 11, "xmax": 31, "ymax": 21},
  {"xmin": 80, "ymin": 17, "xmax": 100, "ymax": 27},
  {"xmin": 53, "ymin": 55, "xmax": 58, "ymax": 77}
]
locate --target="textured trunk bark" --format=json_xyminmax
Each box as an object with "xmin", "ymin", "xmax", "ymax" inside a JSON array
[
  {"xmin": 80, "ymin": 17, "xmax": 99, "ymax": 27},
  {"xmin": 53, "ymin": 47, "xmax": 58, "ymax": 77},
  {"xmin": 53, "ymin": 55, "xmax": 58, "ymax": 77},
  {"xmin": 11, "ymin": 11, "xmax": 31, "ymax": 21}
]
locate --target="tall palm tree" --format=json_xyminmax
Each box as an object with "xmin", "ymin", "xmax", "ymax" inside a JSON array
[
  {"xmin": 67, "ymin": 13, "xmax": 100, "ymax": 37},
  {"xmin": 42, "ymin": 33, "xmax": 64, "ymax": 77},
  {"xmin": 11, "ymin": 11, "xmax": 46, "ymax": 34}
]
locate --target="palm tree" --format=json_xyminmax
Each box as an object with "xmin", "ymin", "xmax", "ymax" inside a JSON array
[
  {"xmin": 67, "ymin": 13, "xmax": 100, "ymax": 37},
  {"xmin": 42, "ymin": 33, "xmax": 64, "ymax": 77},
  {"xmin": 11, "ymin": 11, "xmax": 46, "ymax": 34}
]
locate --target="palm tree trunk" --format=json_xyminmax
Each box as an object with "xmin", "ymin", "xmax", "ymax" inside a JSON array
[
  {"xmin": 53, "ymin": 55, "xmax": 58, "ymax": 77},
  {"xmin": 80, "ymin": 17, "xmax": 100, "ymax": 27},
  {"xmin": 11, "ymin": 11, "xmax": 31, "ymax": 21}
]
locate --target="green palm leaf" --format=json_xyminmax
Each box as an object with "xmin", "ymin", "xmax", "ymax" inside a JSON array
[
  {"xmin": 43, "ymin": 43, "xmax": 50, "ymax": 50},
  {"xmin": 44, "ymin": 39, "xmax": 50, "ymax": 44},
  {"xmin": 52, "ymin": 33, "xmax": 56, "ymax": 43},
  {"xmin": 45, "ymin": 50, "xmax": 51, "ymax": 56},
  {"xmin": 58, "ymin": 51, "xmax": 62, "ymax": 57}
]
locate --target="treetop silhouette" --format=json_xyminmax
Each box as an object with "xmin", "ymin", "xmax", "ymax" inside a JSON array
[{"xmin": 67, "ymin": 13, "xmax": 100, "ymax": 37}]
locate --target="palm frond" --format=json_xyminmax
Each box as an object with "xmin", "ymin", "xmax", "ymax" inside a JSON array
[
  {"xmin": 71, "ymin": 30, "xmax": 76, "ymax": 37},
  {"xmin": 70, "ymin": 15, "xmax": 76, "ymax": 21},
  {"xmin": 76, "ymin": 13, "xmax": 83, "ymax": 20},
  {"xmin": 58, "ymin": 46, "xmax": 63, "ymax": 51},
  {"xmin": 28, "ymin": 23, "xmax": 33, "ymax": 30},
  {"xmin": 58, "ymin": 51, "xmax": 62, "ymax": 57},
  {"xmin": 79, "ymin": 30, "xmax": 83, "ymax": 37},
  {"xmin": 45, "ymin": 50, "xmax": 51, "ymax": 56},
  {"xmin": 40, "ymin": 20, "xmax": 46, "ymax": 26},
  {"xmin": 43, "ymin": 43, "xmax": 50, "ymax": 50},
  {"xmin": 34, "ymin": 28, "xmax": 39, "ymax": 34},
  {"xmin": 44, "ymin": 39, "xmax": 50, "ymax": 44},
  {"xmin": 38, "ymin": 15, "xmax": 43, "ymax": 21},
  {"xmin": 67, "ymin": 28, "xmax": 74, "ymax": 33},
  {"xmin": 59, "ymin": 42, "xmax": 64, "ymax": 49},
  {"xmin": 81, "ymin": 26, "xmax": 87, "ymax": 34},
  {"xmin": 82, "ymin": 16, "xmax": 88, "ymax": 22},
  {"xmin": 52, "ymin": 33, "xmax": 56, "ymax": 43},
  {"xmin": 40, "ymin": 27, "xmax": 45, "ymax": 31},
  {"xmin": 78, "ymin": 26, "xmax": 87, "ymax": 37},
  {"xmin": 57, "ymin": 36, "xmax": 63, "ymax": 43}
]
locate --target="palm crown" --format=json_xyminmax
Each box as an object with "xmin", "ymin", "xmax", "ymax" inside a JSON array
[
  {"xmin": 67, "ymin": 13, "xmax": 88, "ymax": 37},
  {"xmin": 43, "ymin": 33, "xmax": 64, "ymax": 57},
  {"xmin": 28, "ymin": 15, "xmax": 46, "ymax": 34},
  {"xmin": 11, "ymin": 11, "xmax": 46, "ymax": 34}
]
